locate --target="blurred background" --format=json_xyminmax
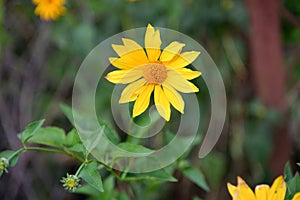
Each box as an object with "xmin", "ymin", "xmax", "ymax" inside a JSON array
[{"xmin": 0, "ymin": 0, "xmax": 300, "ymax": 199}]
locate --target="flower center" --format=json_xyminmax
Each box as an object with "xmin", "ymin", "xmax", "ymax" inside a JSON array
[
  {"xmin": 66, "ymin": 179, "xmax": 76, "ymax": 188},
  {"xmin": 143, "ymin": 63, "xmax": 167, "ymax": 84},
  {"xmin": 0, "ymin": 163, "xmax": 4, "ymax": 170}
]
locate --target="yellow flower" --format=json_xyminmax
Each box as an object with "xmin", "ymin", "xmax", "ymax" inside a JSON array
[
  {"xmin": 32, "ymin": 0, "xmax": 66, "ymax": 21},
  {"xmin": 60, "ymin": 173, "xmax": 80, "ymax": 192},
  {"xmin": 227, "ymin": 176, "xmax": 300, "ymax": 200},
  {"xmin": 106, "ymin": 24, "xmax": 201, "ymax": 121}
]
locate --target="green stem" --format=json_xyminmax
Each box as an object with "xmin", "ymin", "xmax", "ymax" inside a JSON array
[
  {"xmin": 8, "ymin": 148, "xmax": 25, "ymax": 160},
  {"xmin": 8, "ymin": 146, "xmax": 84, "ymax": 163},
  {"xmin": 75, "ymin": 162, "xmax": 85, "ymax": 177}
]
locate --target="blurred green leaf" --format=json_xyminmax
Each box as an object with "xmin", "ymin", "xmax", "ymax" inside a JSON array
[
  {"xmin": 60, "ymin": 104, "xmax": 75, "ymax": 126},
  {"xmin": 120, "ymin": 168, "xmax": 177, "ymax": 182},
  {"xmin": 118, "ymin": 143, "xmax": 154, "ymax": 154},
  {"xmin": 182, "ymin": 166, "xmax": 210, "ymax": 192},
  {"xmin": 284, "ymin": 162, "xmax": 293, "ymax": 181},
  {"xmin": 201, "ymin": 152, "xmax": 226, "ymax": 188},
  {"xmin": 287, "ymin": 173, "xmax": 300, "ymax": 199},
  {"xmin": 79, "ymin": 162, "xmax": 104, "ymax": 192},
  {"xmin": 27, "ymin": 127, "xmax": 65, "ymax": 148},
  {"xmin": 18, "ymin": 119, "xmax": 45, "ymax": 144},
  {"xmin": 117, "ymin": 191, "xmax": 130, "ymax": 200}
]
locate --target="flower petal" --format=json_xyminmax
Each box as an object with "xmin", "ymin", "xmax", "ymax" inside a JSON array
[
  {"xmin": 119, "ymin": 79, "xmax": 146, "ymax": 103},
  {"xmin": 269, "ymin": 176, "xmax": 286, "ymax": 200},
  {"xmin": 236, "ymin": 177, "xmax": 256, "ymax": 200},
  {"xmin": 133, "ymin": 84, "xmax": 154, "ymax": 117},
  {"xmin": 255, "ymin": 185, "xmax": 270, "ymax": 200},
  {"xmin": 109, "ymin": 56, "xmax": 148, "ymax": 70},
  {"xmin": 105, "ymin": 69, "xmax": 143, "ymax": 84},
  {"xmin": 163, "ymin": 70, "xmax": 199, "ymax": 93},
  {"xmin": 175, "ymin": 68, "xmax": 201, "ymax": 80},
  {"xmin": 292, "ymin": 192, "xmax": 300, "ymax": 200},
  {"xmin": 145, "ymin": 24, "xmax": 161, "ymax": 62},
  {"xmin": 112, "ymin": 38, "xmax": 149, "ymax": 65},
  {"xmin": 163, "ymin": 84, "xmax": 184, "ymax": 113},
  {"xmin": 164, "ymin": 51, "xmax": 200, "ymax": 69},
  {"xmin": 227, "ymin": 183, "xmax": 237, "ymax": 198},
  {"xmin": 160, "ymin": 41, "xmax": 185, "ymax": 62},
  {"xmin": 154, "ymin": 85, "xmax": 171, "ymax": 121}
]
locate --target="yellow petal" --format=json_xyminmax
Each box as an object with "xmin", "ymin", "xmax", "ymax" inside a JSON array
[
  {"xmin": 119, "ymin": 79, "xmax": 146, "ymax": 103},
  {"xmin": 109, "ymin": 56, "xmax": 148, "ymax": 70},
  {"xmin": 292, "ymin": 192, "xmax": 300, "ymax": 200},
  {"xmin": 160, "ymin": 41, "xmax": 185, "ymax": 62},
  {"xmin": 133, "ymin": 84, "xmax": 154, "ymax": 117},
  {"xmin": 227, "ymin": 183, "xmax": 237, "ymax": 198},
  {"xmin": 162, "ymin": 85, "xmax": 184, "ymax": 113},
  {"xmin": 145, "ymin": 24, "xmax": 161, "ymax": 62},
  {"xmin": 105, "ymin": 69, "xmax": 143, "ymax": 84},
  {"xmin": 269, "ymin": 176, "xmax": 286, "ymax": 200},
  {"xmin": 236, "ymin": 177, "xmax": 256, "ymax": 200},
  {"xmin": 163, "ymin": 70, "xmax": 199, "ymax": 93},
  {"xmin": 255, "ymin": 185, "xmax": 270, "ymax": 200},
  {"xmin": 154, "ymin": 85, "xmax": 171, "ymax": 121},
  {"xmin": 175, "ymin": 68, "xmax": 201, "ymax": 80},
  {"xmin": 112, "ymin": 38, "xmax": 149, "ymax": 64},
  {"xmin": 164, "ymin": 51, "xmax": 200, "ymax": 69}
]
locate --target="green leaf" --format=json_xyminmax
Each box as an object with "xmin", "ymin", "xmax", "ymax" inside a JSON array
[
  {"xmin": 60, "ymin": 104, "xmax": 75, "ymax": 126},
  {"xmin": 118, "ymin": 143, "xmax": 154, "ymax": 154},
  {"xmin": 284, "ymin": 162, "xmax": 293, "ymax": 181},
  {"xmin": 60, "ymin": 104, "xmax": 120, "ymax": 145},
  {"xmin": 27, "ymin": 127, "xmax": 65, "ymax": 148},
  {"xmin": 182, "ymin": 166, "xmax": 210, "ymax": 192},
  {"xmin": 69, "ymin": 144, "xmax": 88, "ymax": 156},
  {"xmin": 18, "ymin": 119, "xmax": 45, "ymax": 144},
  {"xmin": 75, "ymin": 184, "xmax": 100, "ymax": 196},
  {"xmin": 118, "ymin": 191, "xmax": 130, "ymax": 200},
  {"xmin": 64, "ymin": 129, "xmax": 82, "ymax": 147},
  {"xmin": 0, "ymin": 150, "xmax": 19, "ymax": 167},
  {"xmin": 120, "ymin": 168, "xmax": 177, "ymax": 182},
  {"xmin": 287, "ymin": 173, "xmax": 300, "ymax": 197},
  {"xmin": 99, "ymin": 119, "xmax": 120, "ymax": 144},
  {"xmin": 79, "ymin": 162, "xmax": 104, "ymax": 192}
]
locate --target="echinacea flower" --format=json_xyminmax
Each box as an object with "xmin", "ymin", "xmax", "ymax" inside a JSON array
[
  {"xmin": 32, "ymin": 0, "xmax": 66, "ymax": 21},
  {"xmin": 227, "ymin": 176, "xmax": 300, "ymax": 200},
  {"xmin": 106, "ymin": 24, "xmax": 201, "ymax": 121},
  {"xmin": 60, "ymin": 173, "xmax": 80, "ymax": 192}
]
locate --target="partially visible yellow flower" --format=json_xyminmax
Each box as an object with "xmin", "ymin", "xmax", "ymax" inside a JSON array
[
  {"xmin": 106, "ymin": 24, "xmax": 201, "ymax": 121},
  {"xmin": 227, "ymin": 176, "xmax": 300, "ymax": 200},
  {"xmin": 32, "ymin": 0, "xmax": 66, "ymax": 21},
  {"xmin": 0, "ymin": 157, "xmax": 9, "ymax": 176}
]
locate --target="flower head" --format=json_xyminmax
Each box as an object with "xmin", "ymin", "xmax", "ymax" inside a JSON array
[
  {"xmin": 227, "ymin": 176, "xmax": 300, "ymax": 200},
  {"xmin": 106, "ymin": 24, "xmax": 201, "ymax": 121},
  {"xmin": 0, "ymin": 157, "xmax": 9, "ymax": 175},
  {"xmin": 60, "ymin": 173, "xmax": 80, "ymax": 192},
  {"xmin": 32, "ymin": 0, "xmax": 66, "ymax": 21}
]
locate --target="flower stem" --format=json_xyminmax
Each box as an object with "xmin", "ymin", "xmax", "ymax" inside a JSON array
[
  {"xmin": 8, "ymin": 146, "xmax": 84, "ymax": 163},
  {"xmin": 75, "ymin": 162, "xmax": 85, "ymax": 177}
]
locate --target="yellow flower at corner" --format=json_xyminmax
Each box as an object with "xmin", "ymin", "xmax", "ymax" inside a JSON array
[
  {"xmin": 106, "ymin": 24, "xmax": 201, "ymax": 121},
  {"xmin": 32, "ymin": 0, "xmax": 66, "ymax": 21},
  {"xmin": 227, "ymin": 176, "xmax": 300, "ymax": 200}
]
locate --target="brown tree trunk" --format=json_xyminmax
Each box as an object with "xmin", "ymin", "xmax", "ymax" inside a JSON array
[{"xmin": 245, "ymin": 0, "xmax": 291, "ymax": 176}]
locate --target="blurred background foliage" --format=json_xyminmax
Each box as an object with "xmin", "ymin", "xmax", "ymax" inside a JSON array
[{"xmin": 0, "ymin": 0, "xmax": 300, "ymax": 199}]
